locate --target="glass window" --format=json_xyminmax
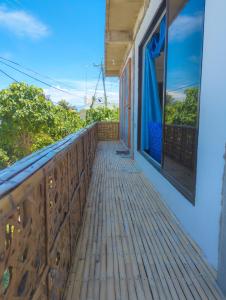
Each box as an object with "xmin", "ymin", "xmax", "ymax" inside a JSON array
[
  {"xmin": 138, "ymin": 0, "xmax": 205, "ymax": 202},
  {"xmin": 163, "ymin": 0, "xmax": 205, "ymax": 200}
]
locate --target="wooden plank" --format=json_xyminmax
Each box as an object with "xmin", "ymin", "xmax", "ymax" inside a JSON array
[{"xmin": 65, "ymin": 141, "xmax": 225, "ymax": 300}]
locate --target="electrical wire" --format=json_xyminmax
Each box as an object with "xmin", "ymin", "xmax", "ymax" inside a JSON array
[
  {"xmin": 167, "ymin": 82, "xmax": 198, "ymax": 93},
  {"xmin": 0, "ymin": 58, "xmax": 115, "ymax": 106},
  {"xmin": 0, "ymin": 56, "xmax": 75, "ymax": 89},
  {"xmin": 0, "ymin": 68, "xmax": 19, "ymax": 83},
  {"xmin": 0, "ymin": 67, "xmax": 63, "ymax": 105},
  {"xmin": 0, "ymin": 60, "xmax": 74, "ymax": 95}
]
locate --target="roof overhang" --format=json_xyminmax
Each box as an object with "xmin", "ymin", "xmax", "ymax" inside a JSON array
[
  {"xmin": 104, "ymin": 0, "xmax": 189, "ymax": 77},
  {"xmin": 105, "ymin": 0, "xmax": 150, "ymax": 77}
]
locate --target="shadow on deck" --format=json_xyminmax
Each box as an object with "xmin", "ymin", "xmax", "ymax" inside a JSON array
[{"xmin": 66, "ymin": 141, "xmax": 224, "ymax": 300}]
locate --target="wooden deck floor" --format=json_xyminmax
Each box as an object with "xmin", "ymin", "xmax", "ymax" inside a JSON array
[{"xmin": 66, "ymin": 142, "xmax": 225, "ymax": 300}]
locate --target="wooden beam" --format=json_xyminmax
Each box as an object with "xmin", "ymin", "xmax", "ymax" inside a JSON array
[
  {"xmin": 106, "ymin": 30, "xmax": 132, "ymax": 44},
  {"xmin": 105, "ymin": 69, "xmax": 119, "ymax": 76}
]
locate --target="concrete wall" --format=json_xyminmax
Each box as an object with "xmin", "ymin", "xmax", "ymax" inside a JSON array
[{"xmin": 130, "ymin": 0, "xmax": 226, "ymax": 268}]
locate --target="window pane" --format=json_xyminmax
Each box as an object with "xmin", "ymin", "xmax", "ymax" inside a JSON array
[{"xmin": 163, "ymin": 0, "xmax": 205, "ymax": 199}]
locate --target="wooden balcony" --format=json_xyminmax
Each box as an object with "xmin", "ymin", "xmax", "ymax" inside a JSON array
[{"xmin": 0, "ymin": 122, "xmax": 224, "ymax": 299}]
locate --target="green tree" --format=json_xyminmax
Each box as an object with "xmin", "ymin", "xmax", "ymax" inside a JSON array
[
  {"xmin": 85, "ymin": 106, "xmax": 119, "ymax": 125},
  {"xmin": 58, "ymin": 99, "xmax": 76, "ymax": 111},
  {"xmin": 0, "ymin": 82, "xmax": 55, "ymax": 160},
  {"xmin": 0, "ymin": 82, "xmax": 84, "ymax": 167},
  {"xmin": 0, "ymin": 148, "xmax": 9, "ymax": 169},
  {"xmin": 50, "ymin": 104, "xmax": 84, "ymax": 139},
  {"xmin": 165, "ymin": 87, "xmax": 198, "ymax": 126},
  {"xmin": 31, "ymin": 133, "xmax": 55, "ymax": 152}
]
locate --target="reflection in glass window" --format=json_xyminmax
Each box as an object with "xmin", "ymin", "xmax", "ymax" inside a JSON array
[
  {"xmin": 163, "ymin": 0, "xmax": 205, "ymax": 200},
  {"xmin": 141, "ymin": 16, "xmax": 166, "ymax": 164}
]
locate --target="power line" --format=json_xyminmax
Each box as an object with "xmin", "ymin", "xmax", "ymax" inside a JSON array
[
  {"xmin": 0, "ymin": 68, "xmax": 19, "ymax": 83},
  {"xmin": 1, "ymin": 54, "xmax": 196, "ymax": 95},
  {"xmin": 0, "ymin": 68, "xmax": 62, "ymax": 105},
  {"xmin": 0, "ymin": 56, "xmax": 75, "ymax": 89},
  {"xmin": 0, "ymin": 56, "xmax": 87, "ymax": 100},
  {"xmin": 0, "ymin": 57, "xmax": 111, "ymax": 106},
  {"xmin": 0, "ymin": 56, "xmax": 56, "ymax": 81},
  {"xmin": 0, "ymin": 60, "xmax": 74, "ymax": 96},
  {"xmin": 0, "ymin": 67, "xmax": 88, "ymax": 107},
  {"xmin": 167, "ymin": 82, "xmax": 198, "ymax": 93}
]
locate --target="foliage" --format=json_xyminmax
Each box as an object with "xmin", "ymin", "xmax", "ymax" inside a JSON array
[
  {"xmin": 0, "ymin": 82, "xmax": 84, "ymax": 168},
  {"xmin": 0, "ymin": 148, "xmax": 9, "ymax": 169},
  {"xmin": 50, "ymin": 104, "xmax": 84, "ymax": 139},
  {"xmin": 85, "ymin": 106, "xmax": 119, "ymax": 125},
  {"xmin": 58, "ymin": 99, "xmax": 76, "ymax": 111},
  {"xmin": 165, "ymin": 88, "xmax": 198, "ymax": 126},
  {"xmin": 31, "ymin": 133, "xmax": 55, "ymax": 152}
]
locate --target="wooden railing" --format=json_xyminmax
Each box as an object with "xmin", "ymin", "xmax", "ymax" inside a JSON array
[
  {"xmin": 97, "ymin": 121, "xmax": 119, "ymax": 141},
  {"xmin": 0, "ymin": 122, "xmax": 119, "ymax": 300}
]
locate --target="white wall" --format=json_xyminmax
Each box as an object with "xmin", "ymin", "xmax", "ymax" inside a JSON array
[{"xmin": 132, "ymin": 0, "xmax": 226, "ymax": 268}]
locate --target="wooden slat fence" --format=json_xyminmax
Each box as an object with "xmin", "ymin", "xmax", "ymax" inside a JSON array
[
  {"xmin": 97, "ymin": 121, "xmax": 119, "ymax": 141},
  {"xmin": 0, "ymin": 122, "xmax": 118, "ymax": 300}
]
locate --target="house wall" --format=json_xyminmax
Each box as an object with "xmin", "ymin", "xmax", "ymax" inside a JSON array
[{"xmin": 129, "ymin": 0, "xmax": 226, "ymax": 268}]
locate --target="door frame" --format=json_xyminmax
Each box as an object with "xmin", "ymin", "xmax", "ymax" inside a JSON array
[{"xmin": 120, "ymin": 58, "xmax": 132, "ymax": 149}]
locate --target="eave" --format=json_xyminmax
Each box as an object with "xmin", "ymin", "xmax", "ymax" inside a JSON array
[{"xmin": 105, "ymin": 0, "xmax": 150, "ymax": 77}]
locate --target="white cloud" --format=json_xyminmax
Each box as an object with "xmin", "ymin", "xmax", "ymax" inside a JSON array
[
  {"xmin": 44, "ymin": 79, "xmax": 119, "ymax": 110},
  {"xmin": 167, "ymin": 91, "xmax": 186, "ymax": 101},
  {"xmin": 169, "ymin": 13, "xmax": 203, "ymax": 42},
  {"xmin": 0, "ymin": 6, "xmax": 49, "ymax": 39}
]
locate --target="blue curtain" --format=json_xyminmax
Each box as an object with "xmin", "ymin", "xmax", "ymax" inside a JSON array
[{"xmin": 141, "ymin": 16, "xmax": 166, "ymax": 163}]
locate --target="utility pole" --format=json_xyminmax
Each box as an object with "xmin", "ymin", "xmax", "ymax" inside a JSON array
[
  {"xmin": 93, "ymin": 62, "xmax": 108, "ymax": 107},
  {"xmin": 101, "ymin": 62, "xmax": 108, "ymax": 107},
  {"xmin": 90, "ymin": 96, "xmax": 95, "ymax": 109}
]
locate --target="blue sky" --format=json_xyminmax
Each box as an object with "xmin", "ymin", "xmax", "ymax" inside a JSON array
[
  {"xmin": 166, "ymin": 0, "xmax": 205, "ymax": 100},
  {"xmin": 0, "ymin": 0, "xmax": 119, "ymax": 107}
]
